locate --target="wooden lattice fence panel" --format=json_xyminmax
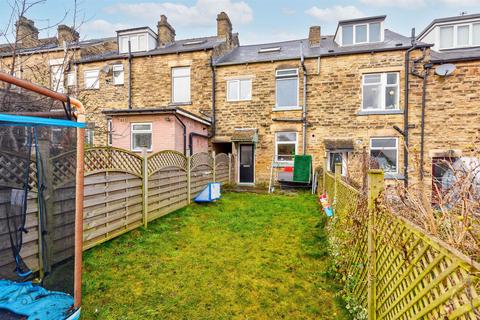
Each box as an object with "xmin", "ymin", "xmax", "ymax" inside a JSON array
[
  {"xmin": 147, "ymin": 150, "xmax": 188, "ymax": 222},
  {"xmin": 84, "ymin": 147, "xmax": 143, "ymax": 177},
  {"xmin": 82, "ymin": 171, "xmax": 143, "ymax": 249},
  {"xmin": 190, "ymin": 152, "xmax": 213, "ymax": 199},
  {"xmin": 328, "ymin": 170, "xmax": 480, "ymax": 320},
  {"xmin": 215, "ymin": 153, "xmax": 229, "ymax": 184}
]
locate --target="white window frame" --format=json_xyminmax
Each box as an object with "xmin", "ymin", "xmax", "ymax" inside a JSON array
[
  {"xmin": 341, "ymin": 22, "xmax": 383, "ymax": 46},
  {"xmin": 275, "ymin": 68, "xmax": 299, "ymax": 110},
  {"xmin": 275, "ymin": 132, "xmax": 298, "ymax": 163},
  {"xmin": 227, "ymin": 78, "xmax": 252, "ymax": 102},
  {"xmin": 131, "ymin": 122, "xmax": 152, "ymax": 152},
  {"xmin": 67, "ymin": 72, "xmax": 76, "ymax": 87},
  {"xmin": 50, "ymin": 59, "xmax": 65, "ymax": 93},
  {"xmin": 84, "ymin": 69, "xmax": 100, "ymax": 90},
  {"xmin": 327, "ymin": 151, "xmax": 348, "ymax": 176},
  {"xmin": 112, "ymin": 64, "xmax": 124, "ymax": 85},
  {"xmin": 171, "ymin": 66, "xmax": 191, "ymax": 104},
  {"xmin": 370, "ymin": 137, "xmax": 398, "ymax": 175},
  {"xmin": 438, "ymin": 22, "xmax": 480, "ymax": 50},
  {"xmin": 119, "ymin": 34, "xmax": 148, "ymax": 53},
  {"xmin": 361, "ymin": 72, "xmax": 400, "ymax": 111},
  {"xmin": 107, "ymin": 119, "xmax": 113, "ymax": 146}
]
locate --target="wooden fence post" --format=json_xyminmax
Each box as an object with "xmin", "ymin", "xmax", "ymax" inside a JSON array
[
  {"xmin": 334, "ymin": 163, "xmax": 341, "ymax": 205},
  {"xmin": 212, "ymin": 151, "xmax": 216, "ymax": 183},
  {"xmin": 367, "ymin": 169, "xmax": 384, "ymax": 320},
  {"xmin": 142, "ymin": 148, "xmax": 148, "ymax": 228},
  {"xmin": 187, "ymin": 155, "xmax": 191, "ymax": 204},
  {"xmin": 228, "ymin": 153, "xmax": 232, "ymax": 184}
]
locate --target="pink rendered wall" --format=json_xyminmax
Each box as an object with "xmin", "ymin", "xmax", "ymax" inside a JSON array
[
  {"xmin": 177, "ymin": 114, "xmax": 209, "ymax": 154},
  {"xmin": 110, "ymin": 113, "xmax": 209, "ymax": 155}
]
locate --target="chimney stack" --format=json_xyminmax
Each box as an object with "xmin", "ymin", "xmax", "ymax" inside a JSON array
[
  {"xmin": 157, "ymin": 15, "xmax": 175, "ymax": 47},
  {"xmin": 216, "ymin": 12, "xmax": 232, "ymax": 40},
  {"xmin": 58, "ymin": 25, "xmax": 80, "ymax": 45},
  {"xmin": 16, "ymin": 16, "xmax": 40, "ymax": 48},
  {"xmin": 308, "ymin": 26, "xmax": 321, "ymax": 47}
]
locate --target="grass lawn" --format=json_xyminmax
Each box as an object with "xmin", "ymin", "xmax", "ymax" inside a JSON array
[{"xmin": 82, "ymin": 192, "xmax": 348, "ymax": 319}]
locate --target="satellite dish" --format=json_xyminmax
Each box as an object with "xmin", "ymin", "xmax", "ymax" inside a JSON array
[
  {"xmin": 100, "ymin": 64, "xmax": 111, "ymax": 74},
  {"xmin": 435, "ymin": 63, "xmax": 456, "ymax": 77}
]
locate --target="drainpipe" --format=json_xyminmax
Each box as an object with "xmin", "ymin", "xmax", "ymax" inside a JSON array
[
  {"xmin": 210, "ymin": 56, "xmax": 216, "ymax": 137},
  {"xmin": 189, "ymin": 132, "xmax": 209, "ymax": 156},
  {"xmin": 173, "ymin": 113, "xmax": 187, "ymax": 155},
  {"xmin": 403, "ymin": 28, "xmax": 417, "ymax": 188},
  {"xmin": 420, "ymin": 63, "xmax": 432, "ymax": 181},
  {"xmin": 128, "ymin": 40, "xmax": 132, "ymax": 109},
  {"xmin": 300, "ymin": 44, "xmax": 308, "ymax": 155}
]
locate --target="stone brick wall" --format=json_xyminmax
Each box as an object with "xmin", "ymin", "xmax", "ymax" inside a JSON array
[
  {"xmin": 77, "ymin": 49, "xmax": 214, "ymax": 145},
  {"xmin": 214, "ymin": 49, "xmax": 429, "ymax": 186}
]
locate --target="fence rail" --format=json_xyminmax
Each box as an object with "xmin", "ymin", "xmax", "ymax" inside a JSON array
[
  {"xmin": 1, "ymin": 147, "xmax": 232, "ymax": 275},
  {"xmin": 323, "ymin": 163, "xmax": 480, "ymax": 320}
]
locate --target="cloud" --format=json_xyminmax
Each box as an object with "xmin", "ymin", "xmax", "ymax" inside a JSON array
[
  {"xmin": 80, "ymin": 19, "xmax": 131, "ymax": 38},
  {"xmin": 359, "ymin": 0, "xmax": 426, "ymax": 7},
  {"xmin": 105, "ymin": 0, "xmax": 253, "ymax": 27},
  {"xmin": 305, "ymin": 5, "xmax": 365, "ymax": 22}
]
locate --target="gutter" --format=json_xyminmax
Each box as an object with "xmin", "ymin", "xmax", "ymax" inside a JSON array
[
  {"xmin": 300, "ymin": 43, "xmax": 308, "ymax": 155},
  {"xmin": 173, "ymin": 114, "xmax": 187, "ymax": 155},
  {"xmin": 128, "ymin": 41, "xmax": 132, "ymax": 109}
]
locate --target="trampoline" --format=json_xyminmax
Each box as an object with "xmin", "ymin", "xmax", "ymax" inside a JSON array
[{"xmin": 0, "ymin": 72, "xmax": 85, "ymax": 320}]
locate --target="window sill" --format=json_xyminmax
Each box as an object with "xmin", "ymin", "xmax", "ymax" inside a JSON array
[
  {"xmin": 131, "ymin": 149, "xmax": 152, "ymax": 153},
  {"xmin": 227, "ymin": 99, "xmax": 252, "ymax": 103},
  {"xmin": 169, "ymin": 101, "xmax": 192, "ymax": 106},
  {"xmin": 273, "ymin": 162, "xmax": 294, "ymax": 168},
  {"xmin": 357, "ymin": 110, "xmax": 403, "ymax": 116},
  {"xmin": 384, "ymin": 173, "xmax": 405, "ymax": 180},
  {"xmin": 273, "ymin": 106, "xmax": 303, "ymax": 112}
]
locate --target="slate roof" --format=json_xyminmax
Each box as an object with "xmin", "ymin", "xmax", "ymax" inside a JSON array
[
  {"xmin": 430, "ymin": 48, "xmax": 480, "ymax": 63},
  {"xmin": 214, "ymin": 30, "xmax": 426, "ymax": 66},
  {"xmin": 0, "ymin": 37, "xmax": 116, "ymax": 57},
  {"xmin": 76, "ymin": 34, "xmax": 234, "ymax": 64}
]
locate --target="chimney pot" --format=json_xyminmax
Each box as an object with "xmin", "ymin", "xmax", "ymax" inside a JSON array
[
  {"xmin": 216, "ymin": 12, "xmax": 232, "ymax": 40},
  {"xmin": 157, "ymin": 15, "xmax": 175, "ymax": 47},
  {"xmin": 309, "ymin": 26, "xmax": 321, "ymax": 47}
]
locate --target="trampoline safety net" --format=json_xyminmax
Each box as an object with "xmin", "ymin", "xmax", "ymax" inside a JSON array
[{"xmin": 0, "ymin": 80, "xmax": 79, "ymax": 319}]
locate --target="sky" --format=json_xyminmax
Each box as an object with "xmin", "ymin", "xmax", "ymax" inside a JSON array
[{"xmin": 2, "ymin": 0, "xmax": 480, "ymax": 45}]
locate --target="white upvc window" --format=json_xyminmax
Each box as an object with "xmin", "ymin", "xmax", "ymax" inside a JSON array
[
  {"xmin": 342, "ymin": 22, "xmax": 382, "ymax": 45},
  {"xmin": 370, "ymin": 137, "xmax": 398, "ymax": 174},
  {"xmin": 119, "ymin": 34, "xmax": 148, "ymax": 53},
  {"xmin": 107, "ymin": 119, "xmax": 113, "ymax": 146},
  {"xmin": 275, "ymin": 132, "xmax": 298, "ymax": 163},
  {"xmin": 67, "ymin": 72, "xmax": 76, "ymax": 87},
  {"xmin": 227, "ymin": 78, "xmax": 252, "ymax": 101},
  {"xmin": 439, "ymin": 22, "xmax": 480, "ymax": 49},
  {"xmin": 172, "ymin": 67, "xmax": 191, "ymax": 103},
  {"xmin": 50, "ymin": 61, "xmax": 64, "ymax": 93},
  {"xmin": 84, "ymin": 70, "xmax": 99, "ymax": 90},
  {"xmin": 362, "ymin": 72, "xmax": 399, "ymax": 111},
  {"xmin": 85, "ymin": 123, "xmax": 95, "ymax": 147},
  {"xmin": 275, "ymin": 69, "xmax": 299, "ymax": 109},
  {"xmin": 327, "ymin": 151, "xmax": 348, "ymax": 176},
  {"xmin": 131, "ymin": 123, "xmax": 152, "ymax": 152},
  {"xmin": 112, "ymin": 64, "xmax": 124, "ymax": 85}
]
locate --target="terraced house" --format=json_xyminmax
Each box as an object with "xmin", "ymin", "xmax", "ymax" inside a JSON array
[
  {"xmin": 212, "ymin": 15, "xmax": 429, "ymax": 188},
  {"xmin": 1, "ymin": 12, "xmax": 479, "ymax": 197}
]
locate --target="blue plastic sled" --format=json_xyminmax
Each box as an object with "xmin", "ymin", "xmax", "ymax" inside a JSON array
[
  {"xmin": 0, "ymin": 280, "xmax": 79, "ymax": 320},
  {"xmin": 194, "ymin": 182, "xmax": 221, "ymax": 203}
]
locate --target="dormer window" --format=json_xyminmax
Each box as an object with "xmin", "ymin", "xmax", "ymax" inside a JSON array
[
  {"xmin": 439, "ymin": 23, "xmax": 480, "ymax": 50},
  {"xmin": 117, "ymin": 27, "xmax": 157, "ymax": 54},
  {"xmin": 341, "ymin": 22, "xmax": 382, "ymax": 45}
]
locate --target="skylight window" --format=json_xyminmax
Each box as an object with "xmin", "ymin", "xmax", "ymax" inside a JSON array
[
  {"xmin": 258, "ymin": 47, "xmax": 281, "ymax": 53},
  {"xmin": 183, "ymin": 40, "xmax": 206, "ymax": 46}
]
